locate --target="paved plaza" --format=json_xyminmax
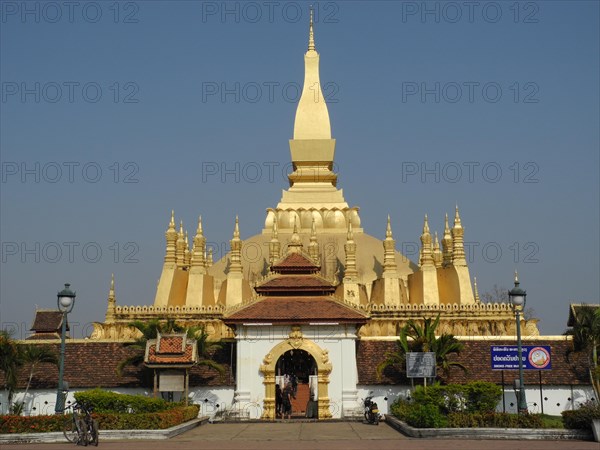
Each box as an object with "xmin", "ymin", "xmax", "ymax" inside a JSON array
[{"xmin": 2, "ymin": 422, "xmax": 599, "ymax": 450}]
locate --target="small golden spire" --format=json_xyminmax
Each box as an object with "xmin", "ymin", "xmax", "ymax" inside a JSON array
[
  {"xmin": 197, "ymin": 215, "xmax": 203, "ymax": 235},
  {"xmin": 272, "ymin": 216, "xmax": 279, "ymax": 240},
  {"xmin": 308, "ymin": 6, "xmax": 315, "ymax": 51},
  {"xmin": 474, "ymin": 277, "xmax": 480, "ymax": 302},
  {"xmin": 454, "ymin": 204, "xmax": 462, "ymax": 228},
  {"xmin": 233, "ymin": 215, "xmax": 240, "ymax": 239},
  {"xmin": 110, "ymin": 273, "xmax": 115, "ymax": 293},
  {"xmin": 290, "ymin": 216, "xmax": 302, "ymax": 248},
  {"xmin": 179, "ymin": 220, "xmax": 184, "ymax": 236},
  {"xmin": 169, "ymin": 210, "xmax": 175, "ymax": 228},
  {"xmin": 347, "ymin": 221, "xmax": 354, "ymax": 241},
  {"xmin": 423, "ymin": 214, "xmax": 430, "ymax": 233},
  {"xmin": 386, "ymin": 215, "xmax": 393, "ymax": 238}
]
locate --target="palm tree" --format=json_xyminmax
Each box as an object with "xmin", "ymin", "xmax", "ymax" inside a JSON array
[
  {"xmin": 116, "ymin": 318, "xmax": 163, "ymax": 376},
  {"xmin": 21, "ymin": 345, "xmax": 58, "ymax": 402},
  {"xmin": 376, "ymin": 314, "xmax": 466, "ymax": 381},
  {"xmin": 186, "ymin": 325, "xmax": 226, "ymax": 377},
  {"xmin": 565, "ymin": 304, "xmax": 600, "ymax": 397},
  {"xmin": 0, "ymin": 330, "xmax": 23, "ymax": 412}
]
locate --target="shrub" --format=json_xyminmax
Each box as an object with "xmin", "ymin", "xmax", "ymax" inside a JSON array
[
  {"xmin": 410, "ymin": 382, "xmax": 501, "ymax": 414},
  {"xmin": 95, "ymin": 405, "xmax": 199, "ymax": 430},
  {"xmin": 562, "ymin": 400, "xmax": 600, "ymax": 430},
  {"xmin": 389, "ymin": 399, "xmax": 411, "ymax": 421},
  {"xmin": 405, "ymin": 403, "xmax": 448, "ymax": 428},
  {"xmin": 74, "ymin": 389, "xmax": 177, "ymax": 413},
  {"xmin": 446, "ymin": 411, "xmax": 544, "ymax": 428},
  {"xmin": 0, "ymin": 415, "xmax": 64, "ymax": 434},
  {"xmin": 0, "ymin": 406, "xmax": 199, "ymax": 433},
  {"xmin": 464, "ymin": 381, "xmax": 502, "ymax": 413}
]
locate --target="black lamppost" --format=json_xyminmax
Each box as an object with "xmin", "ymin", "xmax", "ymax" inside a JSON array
[
  {"xmin": 55, "ymin": 283, "xmax": 75, "ymax": 414},
  {"xmin": 508, "ymin": 272, "xmax": 527, "ymax": 414}
]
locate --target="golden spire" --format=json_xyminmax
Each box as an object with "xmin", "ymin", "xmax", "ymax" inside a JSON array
[
  {"xmin": 308, "ymin": 6, "xmax": 315, "ymax": 51},
  {"xmin": 308, "ymin": 217, "xmax": 319, "ymax": 263},
  {"xmin": 229, "ymin": 216, "xmax": 242, "ymax": 274},
  {"xmin": 289, "ymin": 216, "xmax": 303, "ymax": 251},
  {"xmin": 442, "ymin": 212, "xmax": 453, "ymax": 267},
  {"xmin": 293, "ymin": 7, "xmax": 331, "ymax": 140},
  {"xmin": 433, "ymin": 232, "xmax": 442, "ymax": 268},
  {"xmin": 176, "ymin": 220, "xmax": 186, "ymax": 267},
  {"xmin": 191, "ymin": 216, "xmax": 206, "ymax": 270},
  {"xmin": 269, "ymin": 217, "xmax": 281, "ymax": 266},
  {"xmin": 207, "ymin": 248, "xmax": 213, "ymax": 268},
  {"xmin": 454, "ymin": 204, "xmax": 463, "ymax": 228},
  {"xmin": 451, "ymin": 205, "xmax": 466, "ymax": 266},
  {"xmin": 420, "ymin": 215, "xmax": 434, "ymax": 268},
  {"xmin": 105, "ymin": 273, "xmax": 116, "ymax": 322},
  {"xmin": 344, "ymin": 220, "xmax": 358, "ymax": 280},
  {"xmin": 233, "ymin": 215, "xmax": 240, "ymax": 239},
  {"xmin": 474, "ymin": 277, "xmax": 480, "ymax": 302},
  {"xmin": 383, "ymin": 215, "xmax": 397, "ymax": 275},
  {"xmin": 184, "ymin": 231, "xmax": 191, "ymax": 267},
  {"xmin": 164, "ymin": 210, "xmax": 178, "ymax": 264}
]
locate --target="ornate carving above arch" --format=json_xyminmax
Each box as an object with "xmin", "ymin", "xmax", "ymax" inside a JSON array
[{"xmin": 259, "ymin": 326, "xmax": 332, "ymax": 420}]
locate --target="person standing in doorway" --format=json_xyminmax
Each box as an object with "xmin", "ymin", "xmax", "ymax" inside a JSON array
[
  {"xmin": 275, "ymin": 384, "xmax": 283, "ymax": 418},
  {"xmin": 282, "ymin": 383, "xmax": 293, "ymax": 420}
]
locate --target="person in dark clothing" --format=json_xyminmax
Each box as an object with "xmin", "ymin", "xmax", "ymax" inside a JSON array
[
  {"xmin": 290, "ymin": 374, "xmax": 298, "ymax": 397},
  {"xmin": 282, "ymin": 383, "xmax": 293, "ymax": 420},
  {"xmin": 275, "ymin": 384, "xmax": 283, "ymax": 418}
]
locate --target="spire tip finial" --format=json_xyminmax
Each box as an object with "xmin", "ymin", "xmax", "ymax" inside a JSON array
[{"xmin": 308, "ymin": 5, "xmax": 315, "ymax": 51}]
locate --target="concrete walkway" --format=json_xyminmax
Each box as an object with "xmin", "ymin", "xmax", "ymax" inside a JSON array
[{"xmin": 1, "ymin": 421, "xmax": 598, "ymax": 450}]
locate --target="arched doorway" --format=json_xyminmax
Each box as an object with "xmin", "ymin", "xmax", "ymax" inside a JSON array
[
  {"xmin": 276, "ymin": 349, "xmax": 317, "ymax": 417},
  {"xmin": 259, "ymin": 326, "xmax": 332, "ymax": 420}
]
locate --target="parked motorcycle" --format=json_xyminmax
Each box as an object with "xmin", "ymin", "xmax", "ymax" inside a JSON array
[{"xmin": 363, "ymin": 394, "xmax": 380, "ymax": 425}]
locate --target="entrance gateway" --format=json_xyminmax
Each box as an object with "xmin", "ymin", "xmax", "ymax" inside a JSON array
[{"xmin": 224, "ymin": 248, "xmax": 368, "ymax": 419}]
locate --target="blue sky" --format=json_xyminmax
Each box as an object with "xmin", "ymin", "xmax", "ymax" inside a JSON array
[{"xmin": 1, "ymin": 1, "xmax": 598, "ymax": 337}]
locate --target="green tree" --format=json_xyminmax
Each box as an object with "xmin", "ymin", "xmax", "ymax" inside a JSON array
[
  {"xmin": 0, "ymin": 330, "xmax": 23, "ymax": 412},
  {"xmin": 21, "ymin": 345, "xmax": 59, "ymax": 402},
  {"xmin": 376, "ymin": 314, "xmax": 466, "ymax": 381},
  {"xmin": 117, "ymin": 319, "xmax": 225, "ymax": 378},
  {"xmin": 116, "ymin": 318, "xmax": 164, "ymax": 376},
  {"xmin": 186, "ymin": 325, "xmax": 226, "ymax": 377},
  {"xmin": 565, "ymin": 304, "xmax": 600, "ymax": 398}
]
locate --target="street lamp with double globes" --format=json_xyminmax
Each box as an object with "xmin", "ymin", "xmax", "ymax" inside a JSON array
[
  {"xmin": 55, "ymin": 283, "xmax": 76, "ymax": 414},
  {"xmin": 508, "ymin": 272, "xmax": 528, "ymax": 414}
]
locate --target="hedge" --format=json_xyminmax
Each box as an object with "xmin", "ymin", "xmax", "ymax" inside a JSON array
[
  {"xmin": 74, "ymin": 389, "xmax": 177, "ymax": 413},
  {"xmin": 0, "ymin": 405, "xmax": 199, "ymax": 434},
  {"xmin": 562, "ymin": 400, "xmax": 600, "ymax": 431}
]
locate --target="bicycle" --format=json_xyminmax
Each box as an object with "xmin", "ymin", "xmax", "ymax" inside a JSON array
[{"xmin": 62, "ymin": 400, "xmax": 99, "ymax": 446}]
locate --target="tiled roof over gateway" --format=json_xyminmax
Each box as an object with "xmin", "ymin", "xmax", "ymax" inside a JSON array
[
  {"xmin": 224, "ymin": 297, "xmax": 368, "ymax": 323},
  {"xmin": 271, "ymin": 252, "xmax": 320, "ymax": 274},
  {"xmin": 255, "ymin": 275, "xmax": 335, "ymax": 295}
]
